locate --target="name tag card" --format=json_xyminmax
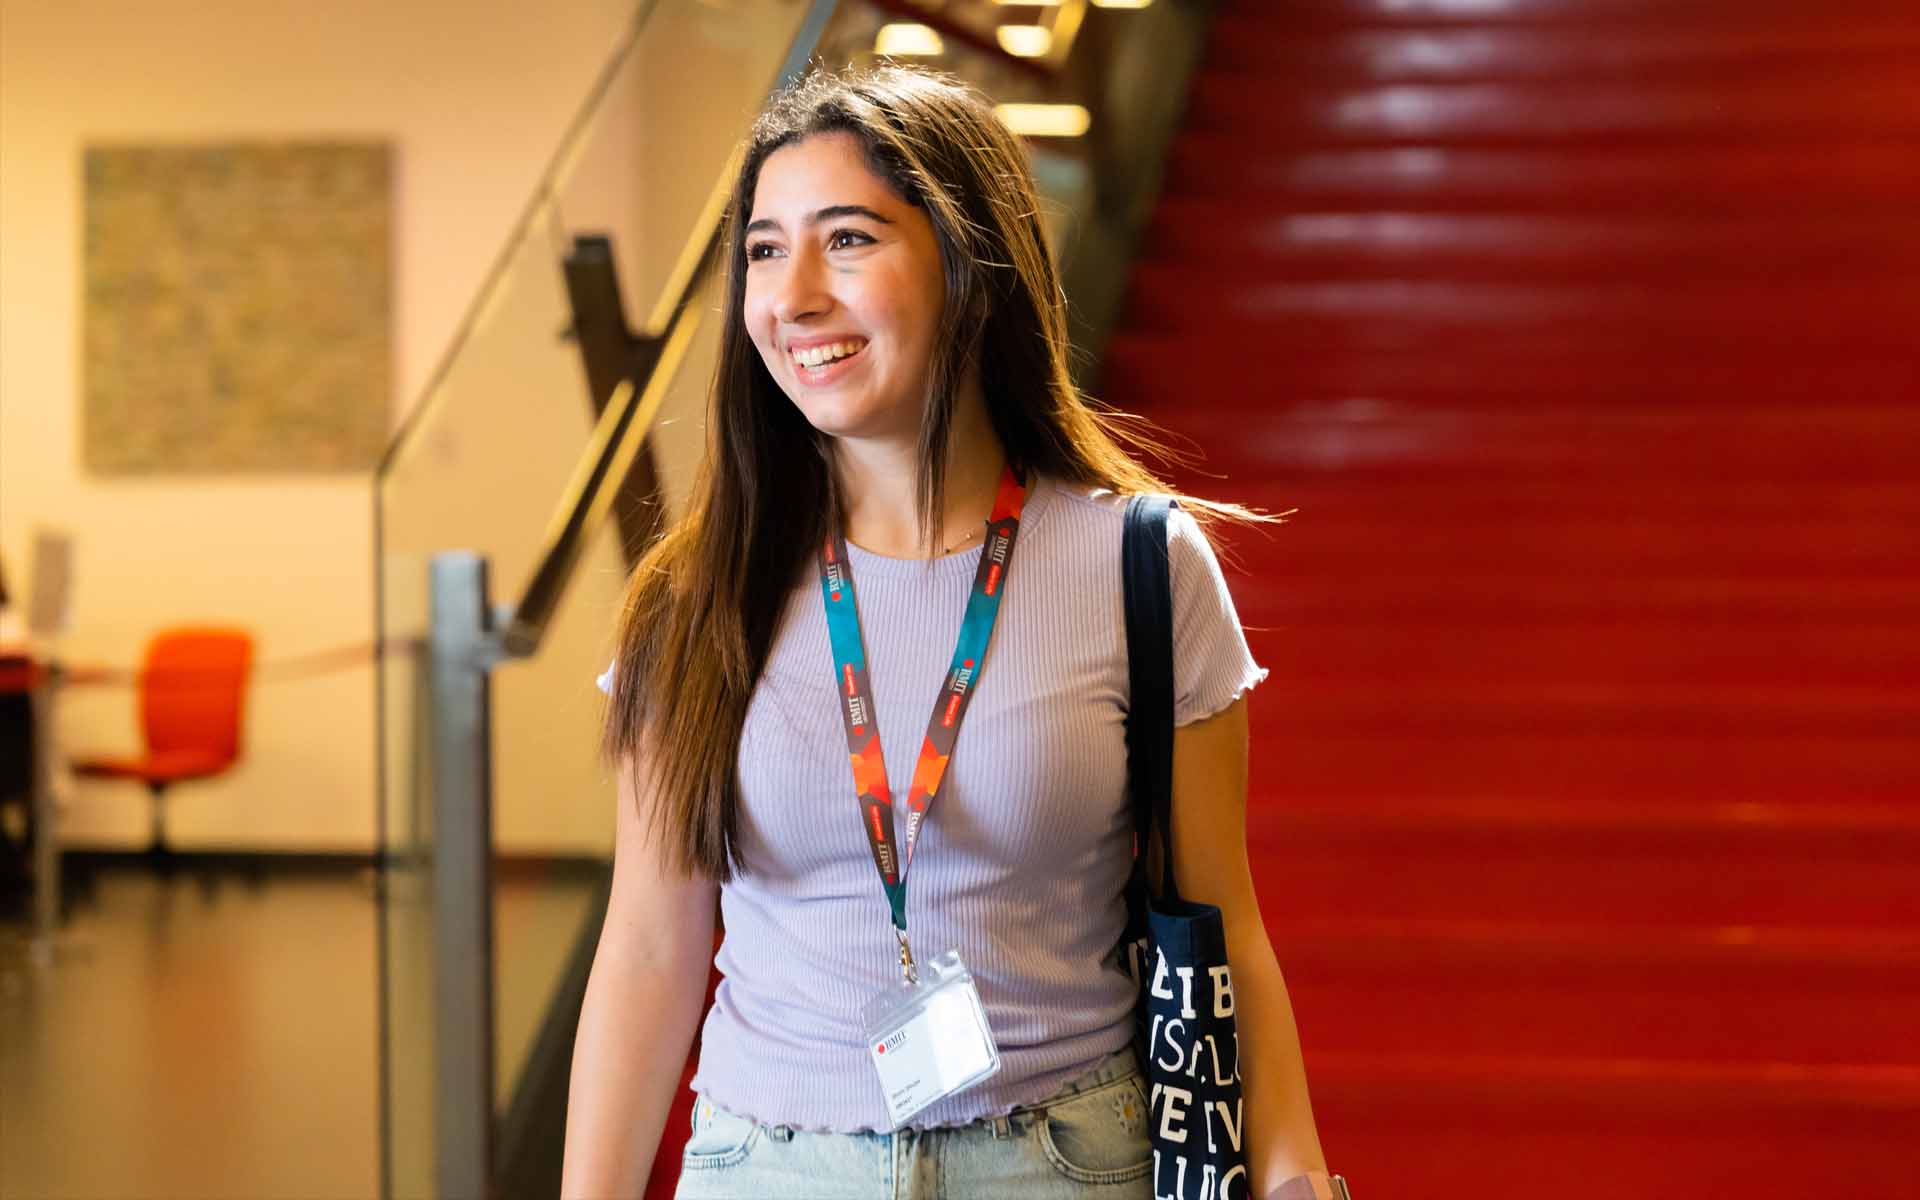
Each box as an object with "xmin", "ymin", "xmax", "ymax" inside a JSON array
[{"xmin": 859, "ymin": 948, "xmax": 1000, "ymax": 1129}]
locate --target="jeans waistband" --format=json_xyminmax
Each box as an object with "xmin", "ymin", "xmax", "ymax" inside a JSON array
[
  {"xmin": 700, "ymin": 1043, "xmax": 1143, "ymax": 1142},
  {"xmin": 1008, "ymin": 1044, "xmax": 1142, "ymax": 1114}
]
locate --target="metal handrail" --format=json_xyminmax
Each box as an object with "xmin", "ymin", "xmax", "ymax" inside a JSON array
[
  {"xmin": 497, "ymin": 233, "xmax": 710, "ymax": 657},
  {"xmin": 493, "ymin": 0, "xmax": 838, "ymax": 658},
  {"xmin": 374, "ymin": 0, "xmax": 669, "ymax": 479},
  {"xmin": 487, "ymin": 0, "xmax": 840, "ymax": 656}
]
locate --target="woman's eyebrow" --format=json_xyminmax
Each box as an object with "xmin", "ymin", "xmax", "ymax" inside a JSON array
[{"xmin": 744, "ymin": 204, "xmax": 894, "ymax": 236}]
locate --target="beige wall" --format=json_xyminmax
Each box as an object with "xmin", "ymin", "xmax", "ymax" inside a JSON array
[{"xmin": 0, "ymin": 0, "xmax": 641, "ymax": 850}]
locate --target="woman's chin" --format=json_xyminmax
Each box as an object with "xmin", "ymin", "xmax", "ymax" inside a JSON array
[{"xmin": 790, "ymin": 399, "xmax": 913, "ymax": 445}]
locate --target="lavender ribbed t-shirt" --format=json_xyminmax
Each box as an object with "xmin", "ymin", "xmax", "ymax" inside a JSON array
[{"xmin": 597, "ymin": 475, "xmax": 1266, "ymax": 1132}]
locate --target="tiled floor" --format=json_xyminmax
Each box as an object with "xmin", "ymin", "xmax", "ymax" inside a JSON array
[
  {"xmin": 1, "ymin": 867, "xmax": 380, "ymax": 1199},
  {"xmin": 0, "ymin": 863, "xmax": 601, "ymax": 1200}
]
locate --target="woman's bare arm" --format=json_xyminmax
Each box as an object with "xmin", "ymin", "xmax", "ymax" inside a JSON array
[
  {"xmin": 560, "ymin": 755, "xmax": 719, "ymax": 1199},
  {"xmin": 1170, "ymin": 694, "xmax": 1331, "ymax": 1197}
]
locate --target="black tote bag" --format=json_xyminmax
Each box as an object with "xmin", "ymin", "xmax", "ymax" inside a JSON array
[{"xmin": 1119, "ymin": 494, "xmax": 1252, "ymax": 1200}]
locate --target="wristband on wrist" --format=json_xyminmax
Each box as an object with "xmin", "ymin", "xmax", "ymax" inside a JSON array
[{"xmin": 1267, "ymin": 1170, "xmax": 1353, "ymax": 1200}]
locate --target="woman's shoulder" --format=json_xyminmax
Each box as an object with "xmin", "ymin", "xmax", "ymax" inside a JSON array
[
  {"xmin": 1034, "ymin": 475, "xmax": 1131, "ymax": 531},
  {"xmin": 1035, "ymin": 475, "xmax": 1208, "ymax": 546},
  {"xmin": 1026, "ymin": 476, "xmax": 1127, "ymax": 564},
  {"xmin": 1039, "ymin": 474, "xmax": 1127, "ymax": 512}
]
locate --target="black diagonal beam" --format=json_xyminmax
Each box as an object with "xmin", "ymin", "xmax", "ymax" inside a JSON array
[{"xmin": 564, "ymin": 234, "xmax": 669, "ymax": 568}]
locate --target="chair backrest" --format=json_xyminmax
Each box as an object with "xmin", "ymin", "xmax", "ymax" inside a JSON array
[
  {"xmin": 141, "ymin": 628, "xmax": 254, "ymax": 763},
  {"xmin": 27, "ymin": 529, "xmax": 73, "ymax": 638}
]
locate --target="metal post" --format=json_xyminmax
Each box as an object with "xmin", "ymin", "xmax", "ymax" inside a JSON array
[
  {"xmin": 28, "ymin": 666, "xmax": 61, "ymax": 956},
  {"xmin": 428, "ymin": 552, "xmax": 496, "ymax": 1200}
]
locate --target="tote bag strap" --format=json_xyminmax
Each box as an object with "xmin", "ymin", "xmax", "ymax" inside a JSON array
[{"xmin": 1123, "ymin": 493, "xmax": 1180, "ymax": 904}]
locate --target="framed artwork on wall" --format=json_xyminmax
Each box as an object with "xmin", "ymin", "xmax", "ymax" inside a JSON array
[{"xmin": 82, "ymin": 141, "xmax": 392, "ymax": 473}]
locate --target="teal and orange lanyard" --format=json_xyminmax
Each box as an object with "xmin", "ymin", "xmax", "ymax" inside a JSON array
[{"xmin": 819, "ymin": 464, "xmax": 1029, "ymax": 976}]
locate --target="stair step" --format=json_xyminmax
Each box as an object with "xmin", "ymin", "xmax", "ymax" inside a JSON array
[
  {"xmin": 1234, "ymin": 681, "xmax": 1919, "ymax": 736},
  {"xmin": 1158, "ymin": 136, "xmax": 1920, "ymax": 212},
  {"xmin": 1240, "ymin": 626, "xmax": 1920, "ymax": 689},
  {"xmin": 1252, "ymin": 795, "xmax": 1920, "ymax": 840},
  {"xmin": 1210, "ymin": 478, "xmax": 1920, "ymax": 519},
  {"xmin": 1099, "ymin": 334, "xmax": 1919, "ymax": 408},
  {"xmin": 1269, "ymin": 922, "xmax": 1920, "ymax": 1064},
  {"xmin": 1245, "ymin": 799, "xmax": 1920, "ymax": 928},
  {"xmin": 1237, "ymin": 730, "xmax": 1919, "ymax": 800},
  {"xmin": 1113, "ymin": 402, "xmax": 1920, "ymax": 481},
  {"xmin": 1195, "ymin": 481, "xmax": 1920, "ymax": 549},
  {"xmin": 1181, "ymin": 73, "xmax": 1920, "ymax": 143},
  {"xmin": 1210, "ymin": 571, "xmax": 1920, "ymax": 625},
  {"xmin": 1139, "ymin": 203, "xmax": 1920, "ymax": 279},
  {"xmin": 1120, "ymin": 269, "xmax": 1918, "ymax": 346},
  {"xmin": 1312, "ymin": 1054, "xmax": 1920, "ymax": 1115},
  {"xmin": 1167, "ymin": 438, "xmax": 1920, "ymax": 487},
  {"xmin": 1221, "ymin": 529, "xmax": 1912, "ymax": 576},
  {"xmin": 1194, "ymin": 509, "xmax": 1919, "ymax": 569},
  {"xmin": 1212, "ymin": 0, "xmax": 1919, "ymax": 31},
  {"xmin": 1107, "ymin": 332, "xmax": 1916, "ymax": 397},
  {"xmin": 1307, "ymin": 1056, "xmax": 1919, "ymax": 1197},
  {"xmin": 1202, "ymin": 517, "xmax": 1918, "ymax": 572},
  {"xmin": 1201, "ymin": 19, "xmax": 1920, "ymax": 81},
  {"xmin": 1227, "ymin": 558, "xmax": 1920, "ymax": 593},
  {"xmin": 1220, "ymin": 572, "xmax": 1920, "ymax": 628}
]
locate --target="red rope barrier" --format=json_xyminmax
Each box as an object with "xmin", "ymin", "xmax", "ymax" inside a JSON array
[{"xmin": 3, "ymin": 637, "xmax": 425, "ymax": 688}]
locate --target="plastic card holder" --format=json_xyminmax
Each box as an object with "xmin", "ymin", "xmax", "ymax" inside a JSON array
[{"xmin": 859, "ymin": 948, "xmax": 1001, "ymax": 1129}]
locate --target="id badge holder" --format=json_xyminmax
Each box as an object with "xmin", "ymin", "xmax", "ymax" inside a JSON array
[{"xmin": 859, "ymin": 947, "xmax": 1001, "ymax": 1129}]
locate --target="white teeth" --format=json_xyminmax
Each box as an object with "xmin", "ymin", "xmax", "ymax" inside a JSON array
[{"xmin": 795, "ymin": 340, "xmax": 864, "ymax": 368}]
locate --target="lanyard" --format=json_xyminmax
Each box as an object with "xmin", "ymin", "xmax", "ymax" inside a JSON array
[{"xmin": 819, "ymin": 464, "xmax": 1029, "ymax": 975}]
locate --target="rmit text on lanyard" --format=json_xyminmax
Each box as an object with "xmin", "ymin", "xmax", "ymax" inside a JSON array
[{"xmin": 818, "ymin": 464, "xmax": 1029, "ymax": 982}]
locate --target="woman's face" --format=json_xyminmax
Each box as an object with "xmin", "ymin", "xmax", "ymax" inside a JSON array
[{"xmin": 742, "ymin": 131, "xmax": 948, "ymax": 445}]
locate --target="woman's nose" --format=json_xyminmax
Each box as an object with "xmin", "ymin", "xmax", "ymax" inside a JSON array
[{"xmin": 771, "ymin": 248, "xmax": 832, "ymax": 324}]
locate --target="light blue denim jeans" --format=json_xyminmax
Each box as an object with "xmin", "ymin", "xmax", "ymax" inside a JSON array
[{"xmin": 673, "ymin": 1045, "xmax": 1152, "ymax": 1199}]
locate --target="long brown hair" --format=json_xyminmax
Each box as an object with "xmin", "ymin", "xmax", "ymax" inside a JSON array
[{"xmin": 603, "ymin": 64, "xmax": 1253, "ymax": 881}]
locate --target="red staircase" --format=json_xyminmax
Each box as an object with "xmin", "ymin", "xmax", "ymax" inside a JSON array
[{"xmin": 1101, "ymin": 1, "xmax": 1920, "ymax": 1194}]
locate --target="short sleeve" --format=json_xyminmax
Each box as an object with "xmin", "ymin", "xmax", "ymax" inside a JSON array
[
  {"xmin": 1167, "ymin": 507, "xmax": 1268, "ymax": 726},
  {"xmin": 595, "ymin": 658, "xmax": 616, "ymax": 696}
]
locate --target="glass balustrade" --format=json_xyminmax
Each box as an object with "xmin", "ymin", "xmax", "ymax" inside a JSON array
[{"xmin": 374, "ymin": 3, "xmax": 825, "ymax": 1193}]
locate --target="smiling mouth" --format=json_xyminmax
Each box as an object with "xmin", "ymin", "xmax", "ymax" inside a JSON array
[{"xmin": 790, "ymin": 338, "xmax": 868, "ymax": 373}]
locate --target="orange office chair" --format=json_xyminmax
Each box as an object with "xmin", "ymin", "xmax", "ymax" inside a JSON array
[{"xmin": 71, "ymin": 628, "xmax": 253, "ymax": 858}]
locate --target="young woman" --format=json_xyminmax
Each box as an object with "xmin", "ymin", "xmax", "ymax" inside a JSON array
[{"xmin": 561, "ymin": 65, "xmax": 1335, "ymax": 1200}]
